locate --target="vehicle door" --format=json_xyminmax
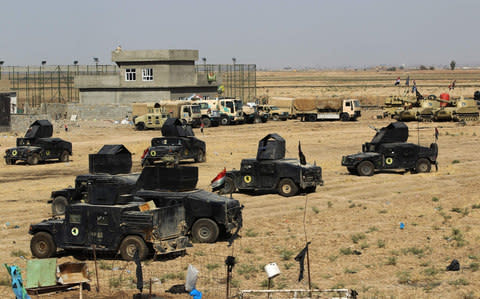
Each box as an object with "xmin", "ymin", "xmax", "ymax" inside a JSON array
[
  {"xmin": 344, "ymin": 100, "xmax": 353, "ymax": 115},
  {"xmin": 395, "ymin": 144, "xmax": 419, "ymax": 169},
  {"xmin": 239, "ymin": 160, "xmax": 257, "ymax": 188},
  {"xmin": 64, "ymin": 206, "xmax": 88, "ymax": 246},
  {"xmin": 182, "ymin": 106, "xmax": 191, "ymax": 121},
  {"xmin": 258, "ymin": 160, "xmax": 277, "ymax": 188},
  {"xmin": 87, "ymin": 207, "xmax": 115, "ymax": 248},
  {"xmin": 147, "ymin": 115, "xmax": 153, "ymax": 125}
]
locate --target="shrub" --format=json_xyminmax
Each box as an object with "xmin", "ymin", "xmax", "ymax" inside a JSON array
[
  {"xmin": 351, "ymin": 233, "xmax": 366, "ymax": 244},
  {"xmin": 377, "ymin": 239, "xmax": 386, "ymax": 248},
  {"xmin": 245, "ymin": 228, "xmax": 258, "ymax": 237}
]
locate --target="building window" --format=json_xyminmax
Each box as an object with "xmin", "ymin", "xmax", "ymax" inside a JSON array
[
  {"xmin": 142, "ymin": 68, "xmax": 153, "ymax": 81},
  {"xmin": 125, "ymin": 68, "xmax": 136, "ymax": 81}
]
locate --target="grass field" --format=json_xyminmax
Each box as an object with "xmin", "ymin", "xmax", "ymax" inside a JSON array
[{"xmin": 1, "ymin": 69, "xmax": 480, "ymax": 298}]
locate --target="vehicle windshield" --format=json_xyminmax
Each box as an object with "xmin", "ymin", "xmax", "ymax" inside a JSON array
[
  {"xmin": 199, "ymin": 103, "xmax": 209, "ymax": 109},
  {"xmin": 234, "ymin": 100, "xmax": 243, "ymax": 111},
  {"xmin": 354, "ymin": 100, "xmax": 361, "ymax": 107},
  {"xmin": 191, "ymin": 105, "xmax": 201, "ymax": 113},
  {"xmin": 271, "ymin": 106, "xmax": 280, "ymax": 110},
  {"xmin": 153, "ymin": 138, "xmax": 182, "ymax": 146}
]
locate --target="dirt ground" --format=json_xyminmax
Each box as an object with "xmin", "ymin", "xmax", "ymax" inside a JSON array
[{"xmin": 1, "ymin": 70, "xmax": 480, "ymax": 298}]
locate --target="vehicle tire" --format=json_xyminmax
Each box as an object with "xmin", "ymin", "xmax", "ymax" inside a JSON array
[
  {"xmin": 5, "ymin": 158, "xmax": 13, "ymax": 165},
  {"xmin": 222, "ymin": 176, "xmax": 236, "ymax": 194},
  {"xmin": 192, "ymin": 218, "xmax": 220, "ymax": 243},
  {"xmin": 27, "ymin": 153, "xmax": 40, "ymax": 165},
  {"xmin": 272, "ymin": 114, "xmax": 280, "ymax": 121},
  {"xmin": 340, "ymin": 113, "xmax": 349, "ymax": 121},
  {"xmin": 278, "ymin": 178, "xmax": 299, "ymax": 197},
  {"xmin": 307, "ymin": 114, "xmax": 317, "ymax": 122},
  {"xmin": 356, "ymin": 161, "xmax": 375, "ymax": 176},
  {"xmin": 347, "ymin": 167, "xmax": 357, "ymax": 175},
  {"xmin": 281, "ymin": 118, "xmax": 287, "ymax": 121},
  {"xmin": 254, "ymin": 116, "xmax": 262, "ymax": 124},
  {"xmin": 59, "ymin": 150, "xmax": 69, "ymax": 162},
  {"xmin": 119, "ymin": 235, "xmax": 149, "ymax": 261},
  {"xmin": 202, "ymin": 118, "xmax": 211, "ymax": 128},
  {"xmin": 261, "ymin": 116, "xmax": 268, "ymax": 123},
  {"xmin": 415, "ymin": 158, "xmax": 431, "ymax": 173},
  {"xmin": 31, "ymin": 232, "xmax": 56, "ymax": 258},
  {"xmin": 194, "ymin": 150, "xmax": 206, "ymax": 163},
  {"xmin": 51, "ymin": 196, "xmax": 69, "ymax": 216},
  {"xmin": 135, "ymin": 122, "xmax": 145, "ymax": 131},
  {"xmin": 220, "ymin": 117, "xmax": 230, "ymax": 126}
]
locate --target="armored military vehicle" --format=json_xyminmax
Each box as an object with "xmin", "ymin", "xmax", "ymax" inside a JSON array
[
  {"xmin": 341, "ymin": 122, "xmax": 438, "ymax": 176},
  {"xmin": 4, "ymin": 120, "xmax": 72, "ymax": 165},
  {"xmin": 141, "ymin": 118, "xmax": 206, "ymax": 166},
  {"xmin": 257, "ymin": 104, "xmax": 288, "ymax": 121},
  {"xmin": 434, "ymin": 97, "xmax": 479, "ymax": 121},
  {"xmin": 222, "ymin": 134, "xmax": 323, "ymax": 197},
  {"xmin": 29, "ymin": 201, "xmax": 189, "ymax": 261},
  {"xmin": 49, "ymin": 146, "xmax": 242, "ymax": 243},
  {"xmin": 243, "ymin": 104, "xmax": 269, "ymax": 124}
]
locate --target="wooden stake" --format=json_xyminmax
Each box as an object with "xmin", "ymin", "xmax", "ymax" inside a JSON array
[{"xmin": 92, "ymin": 244, "xmax": 100, "ymax": 292}]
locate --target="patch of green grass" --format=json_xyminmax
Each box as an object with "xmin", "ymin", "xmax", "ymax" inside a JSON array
[
  {"xmin": 10, "ymin": 250, "xmax": 28, "ymax": 257},
  {"xmin": 327, "ymin": 201, "xmax": 333, "ymax": 208},
  {"xmin": 237, "ymin": 264, "xmax": 258, "ymax": 276},
  {"xmin": 449, "ymin": 278, "xmax": 469, "ymax": 286},
  {"xmin": 469, "ymin": 262, "xmax": 479, "ymax": 272},
  {"xmin": 351, "ymin": 233, "xmax": 366, "ymax": 244},
  {"xmin": 160, "ymin": 272, "xmax": 185, "ymax": 282},
  {"xmin": 243, "ymin": 247, "xmax": 254, "ymax": 254},
  {"xmin": 194, "ymin": 250, "xmax": 205, "ymax": 256},
  {"xmin": 339, "ymin": 247, "xmax": 353, "ymax": 255},
  {"xmin": 344, "ymin": 268, "xmax": 357, "ymax": 274},
  {"xmin": 446, "ymin": 228, "xmax": 466, "ymax": 247},
  {"xmin": 423, "ymin": 267, "xmax": 439, "ymax": 276},
  {"xmin": 109, "ymin": 277, "xmax": 125, "ymax": 288},
  {"xmin": 284, "ymin": 262, "xmax": 294, "ymax": 270},
  {"xmin": 360, "ymin": 242, "xmax": 369, "ymax": 249},
  {"xmin": 206, "ymin": 263, "xmax": 220, "ymax": 271},
  {"xmin": 230, "ymin": 279, "xmax": 240, "ymax": 288},
  {"xmin": 377, "ymin": 239, "xmax": 386, "ymax": 248},
  {"xmin": 385, "ymin": 256, "xmax": 397, "ymax": 266},
  {"xmin": 260, "ymin": 279, "xmax": 274, "ymax": 288},
  {"xmin": 452, "ymin": 160, "xmax": 460, "ymax": 164},
  {"xmin": 366, "ymin": 226, "xmax": 379, "ymax": 233},
  {"xmin": 379, "ymin": 209, "xmax": 388, "ymax": 214},
  {"xmin": 331, "ymin": 282, "xmax": 345, "ymax": 289},
  {"xmin": 431, "ymin": 197, "xmax": 439, "ymax": 202},
  {"xmin": 312, "ymin": 206, "xmax": 320, "ymax": 214},
  {"xmin": 99, "ymin": 261, "xmax": 112, "ymax": 270},
  {"xmin": 278, "ymin": 248, "xmax": 294, "ymax": 260},
  {"xmin": 402, "ymin": 247, "xmax": 425, "ymax": 257},
  {"xmin": 397, "ymin": 271, "xmax": 411, "ymax": 284},
  {"xmin": 245, "ymin": 228, "xmax": 259, "ymax": 237},
  {"xmin": 349, "ymin": 203, "xmax": 356, "ymax": 208},
  {"xmin": 328, "ymin": 255, "xmax": 338, "ymax": 262}
]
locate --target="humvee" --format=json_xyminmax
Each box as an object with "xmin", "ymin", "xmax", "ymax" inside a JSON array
[
  {"xmin": 257, "ymin": 105, "xmax": 289, "ymax": 121},
  {"xmin": 4, "ymin": 120, "xmax": 72, "ymax": 165},
  {"xmin": 49, "ymin": 149, "xmax": 242, "ymax": 243},
  {"xmin": 341, "ymin": 122, "xmax": 438, "ymax": 176},
  {"xmin": 222, "ymin": 134, "xmax": 323, "ymax": 197},
  {"xmin": 29, "ymin": 202, "xmax": 189, "ymax": 261},
  {"xmin": 141, "ymin": 118, "xmax": 206, "ymax": 166}
]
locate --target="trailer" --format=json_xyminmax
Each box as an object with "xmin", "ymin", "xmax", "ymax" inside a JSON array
[{"xmin": 294, "ymin": 98, "xmax": 361, "ymax": 121}]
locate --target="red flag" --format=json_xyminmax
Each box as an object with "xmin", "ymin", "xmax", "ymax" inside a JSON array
[
  {"xmin": 435, "ymin": 128, "xmax": 439, "ymax": 141},
  {"xmin": 211, "ymin": 168, "xmax": 226, "ymax": 190}
]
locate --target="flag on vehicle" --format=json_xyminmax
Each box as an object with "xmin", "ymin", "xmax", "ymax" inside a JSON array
[
  {"xmin": 435, "ymin": 128, "xmax": 439, "ymax": 141},
  {"xmin": 299, "ymin": 141, "xmax": 306, "ymax": 165},
  {"xmin": 211, "ymin": 168, "xmax": 226, "ymax": 191}
]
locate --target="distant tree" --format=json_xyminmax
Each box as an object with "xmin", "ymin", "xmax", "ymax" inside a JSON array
[
  {"xmin": 419, "ymin": 65, "xmax": 428, "ymax": 70},
  {"xmin": 429, "ymin": 66, "xmax": 435, "ymax": 70},
  {"xmin": 386, "ymin": 67, "xmax": 397, "ymax": 71},
  {"xmin": 450, "ymin": 60, "xmax": 456, "ymax": 70},
  {"xmin": 399, "ymin": 65, "xmax": 405, "ymax": 70}
]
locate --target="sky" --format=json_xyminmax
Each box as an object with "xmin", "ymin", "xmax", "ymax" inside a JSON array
[{"xmin": 1, "ymin": 0, "xmax": 479, "ymax": 69}]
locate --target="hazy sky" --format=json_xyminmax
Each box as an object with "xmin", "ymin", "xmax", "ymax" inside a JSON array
[{"xmin": 1, "ymin": 0, "xmax": 478, "ymax": 68}]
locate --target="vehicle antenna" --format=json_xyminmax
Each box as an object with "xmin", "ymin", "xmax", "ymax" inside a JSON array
[{"xmin": 302, "ymin": 194, "xmax": 312, "ymax": 292}]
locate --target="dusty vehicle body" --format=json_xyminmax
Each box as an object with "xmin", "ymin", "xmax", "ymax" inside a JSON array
[
  {"xmin": 223, "ymin": 134, "xmax": 323, "ymax": 197},
  {"xmin": 132, "ymin": 102, "xmax": 169, "ymax": 130},
  {"xmin": 206, "ymin": 98, "xmax": 244, "ymax": 125},
  {"xmin": 267, "ymin": 97, "xmax": 296, "ymax": 119},
  {"xmin": 29, "ymin": 202, "xmax": 189, "ymax": 261},
  {"xmin": 257, "ymin": 105, "xmax": 288, "ymax": 121},
  {"xmin": 243, "ymin": 104, "xmax": 269, "ymax": 124},
  {"xmin": 4, "ymin": 120, "xmax": 72, "ymax": 165},
  {"xmin": 341, "ymin": 122, "xmax": 438, "ymax": 176},
  {"xmin": 295, "ymin": 98, "xmax": 361, "ymax": 121},
  {"xmin": 190, "ymin": 99, "xmax": 221, "ymax": 127},
  {"xmin": 141, "ymin": 118, "xmax": 206, "ymax": 166}
]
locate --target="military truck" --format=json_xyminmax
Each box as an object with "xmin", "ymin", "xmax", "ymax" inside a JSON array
[
  {"xmin": 132, "ymin": 103, "xmax": 169, "ymax": 130},
  {"xmin": 49, "ymin": 147, "xmax": 242, "ymax": 243},
  {"xmin": 206, "ymin": 98, "xmax": 244, "ymax": 125},
  {"xmin": 4, "ymin": 120, "xmax": 72, "ymax": 165},
  {"xmin": 188, "ymin": 97, "xmax": 221, "ymax": 127},
  {"xmin": 29, "ymin": 202, "xmax": 189, "ymax": 261},
  {"xmin": 294, "ymin": 98, "xmax": 361, "ymax": 121},
  {"xmin": 341, "ymin": 122, "xmax": 438, "ymax": 176},
  {"xmin": 141, "ymin": 118, "xmax": 206, "ymax": 166},
  {"xmin": 222, "ymin": 134, "xmax": 323, "ymax": 197},
  {"xmin": 267, "ymin": 97, "xmax": 296, "ymax": 119}
]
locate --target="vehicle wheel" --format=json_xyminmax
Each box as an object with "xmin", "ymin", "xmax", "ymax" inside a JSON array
[
  {"xmin": 51, "ymin": 196, "xmax": 68, "ymax": 216},
  {"xmin": 202, "ymin": 118, "xmax": 211, "ymax": 128},
  {"xmin": 347, "ymin": 167, "xmax": 357, "ymax": 175},
  {"xmin": 194, "ymin": 150, "xmax": 206, "ymax": 163},
  {"xmin": 119, "ymin": 235, "xmax": 149, "ymax": 261},
  {"xmin": 415, "ymin": 158, "xmax": 431, "ymax": 173},
  {"xmin": 272, "ymin": 114, "xmax": 280, "ymax": 121},
  {"xmin": 135, "ymin": 122, "xmax": 145, "ymax": 131},
  {"xmin": 192, "ymin": 218, "xmax": 219, "ymax": 243},
  {"xmin": 281, "ymin": 118, "xmax": 287, "ymax": 121},
  {"xmin": 307, "ymin": 114, "xmax": 317, "ymax": 122},
  {"xmin": 27, "ymin": 153, "xmax": 40, "ymax": 165},
  {"xmin": 222, "ymin": 176, "xmax": 236, "ymax": 194},
  {"xmin": 31, "ymin": 232, "xmax": 56, "ymax": 258},
  {"xmin": 340, "ymin": 113, "xmax": 349, "ymax": 121},
  {"xmin": 5, "ymin": 158, "xmax": 14, "ymax": 165},
  {"xmin": 278, "ymin": 178, "xmax": 299, "ymax": 197},
  {"xmin": 59, "ymin": 150, "xmax": 69, "ymax": 162},
  {"xmin": 261, "ymin": 116, "xmax": 269, "ymax": 123},
  {"xmin": 357, "ymin": 161, "xmax": 375, "ymax": 176},
  {"xmin": 220, "ymin": 117, "xmax": 230, "ymax": 126},
  {"xmin": 254, "ymin": 116, "xmax": 262, "ymax": 124}
]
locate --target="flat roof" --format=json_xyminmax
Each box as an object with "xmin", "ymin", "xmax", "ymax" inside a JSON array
[{"xmin": 112, "ymin": 49, "xmax": 199, "ymax": 64}]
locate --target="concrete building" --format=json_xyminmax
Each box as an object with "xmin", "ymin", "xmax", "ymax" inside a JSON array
[{"xmin": 75, "ymin": 49, "xmax": 219, "ymax": 105}]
